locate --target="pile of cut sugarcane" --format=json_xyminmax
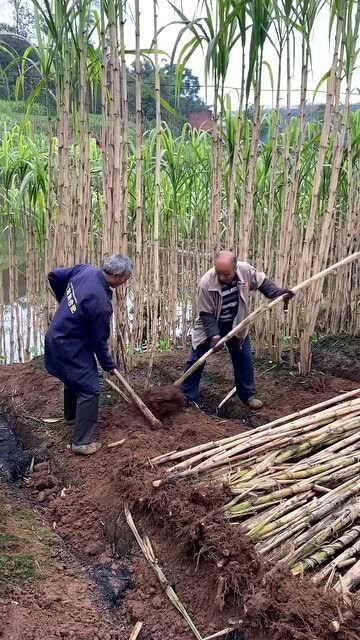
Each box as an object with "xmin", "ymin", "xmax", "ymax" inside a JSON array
[{"xmin": 152, "ymin": 388, "xmax": 360, "ymax": 592}]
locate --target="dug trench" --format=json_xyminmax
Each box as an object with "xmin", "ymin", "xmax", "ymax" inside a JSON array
[{"xmin": 0, "ymin": 336, "xmax": 360, "ymax": 640}]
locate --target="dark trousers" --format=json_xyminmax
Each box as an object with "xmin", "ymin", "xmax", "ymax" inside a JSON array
[
  {"xmin": 181, "ymin": 334, "xmax": 255, "ymax": 403},
  {"xmin": 64, "ymin": 387, "xmax": 99, "ymax": 446}
]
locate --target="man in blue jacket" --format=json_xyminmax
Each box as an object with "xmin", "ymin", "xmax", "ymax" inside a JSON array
[{"xmin": 45, "ymin": 254, "xmax": 132, "ymax": 456}]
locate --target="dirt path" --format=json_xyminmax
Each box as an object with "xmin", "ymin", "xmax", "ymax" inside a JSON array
[{"xmin": 0, "ymin": 340, "xmax": 359, "ymax": 640}]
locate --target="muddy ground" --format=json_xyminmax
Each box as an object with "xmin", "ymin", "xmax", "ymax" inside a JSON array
[{"xmin": 0, "ymin": 336, "xmax": 360, "ymax": 640}]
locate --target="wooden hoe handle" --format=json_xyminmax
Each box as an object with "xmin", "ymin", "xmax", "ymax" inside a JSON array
[{"xmin": 113, "ymin": 369, "xmax": 162, "ymax": 429}]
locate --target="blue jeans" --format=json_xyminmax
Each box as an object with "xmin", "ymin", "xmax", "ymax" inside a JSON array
[{"xmin": 181, "ymin": 334, "xmax": 255, "ymax": 403}]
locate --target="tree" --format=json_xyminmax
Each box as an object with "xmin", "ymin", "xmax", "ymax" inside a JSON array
[
  {"xmin": 0, "ymin": 21, "xmax": 44, "ymax": 103},
  {"xmin": 127, "ymin": 59, "xmax": 208, "ymax": 131},
  {"xmin": 0, "ymin": 0, "xmax": 35, "ymax": 102},
  {"xmin": 7, "ymin": 0, "xmax": 35, "ymax": 39}
]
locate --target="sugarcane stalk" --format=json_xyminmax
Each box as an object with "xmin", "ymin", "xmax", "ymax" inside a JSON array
[
  {"xmin": 336, "ymin": 558, "xmax": 358, "ymax": 569},
  {"xmin": 230, "ymin": 458, "xmax": 360, "ymax": 498},
  {"xmin": 258, "ymin": 479, "xmax": 359, "ymax": 556},
  {"xmin": 166, "ymin": 401, "xmax": 360, "ymax": 480},
  {"xmin": 313, "ymin": 528, "xmax": 360, "ymax": 583},
  {"xmin": 334, "ymin": 557, "xmax": 360, "ymax": 592},
  {"xmin": 267, "ymin": 456, "xmax": 359, "ymax": 483},
  {"xmin": 129, "ymin": 622, "xmax": 143, "ymax": 640},
  {"xmin": 229, "ymin": 457, "xmax": 360, "ymax": 509},
  {"xmin": 282, "ymin": 501, "xmax": 360, "ymax": 568},
  {"xmin": 291, "ymin": 525, "xmax": 360, "ymax": 576},
  {"xmin": 230, "ymin": 452, "xmax": 277, "ymax": 484},
  {"xmin": 239, "ymin": 492, "xmax": 314, "ymax": 530},
  {"xmin": 124, "ymin": 506, "xmax": 203, "ymax": 640},
  {"xmin": 242, "ymin": 492, "xmax": 314, "ymax": 536},
  {"xmin": 230, "ymin": 479, "xmax": 317, "ymax": 514},
  {"xmin": 154, "ymin": 398, "xmax": 360, "ymax": 482},
  {"xmin": 258, "ymin": 521, "xmax": 307, "ymax": 556},
  {"xmin": 290, "ymin": 430, "xmax": 360, "ymax": 468}
]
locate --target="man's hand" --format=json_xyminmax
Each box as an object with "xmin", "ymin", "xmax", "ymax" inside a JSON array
[
  {"xmin": 279, "ymin": 289, "xmax": 295, "ymax": 311},
  {"xmin": 210, "ymin": 335, "xmax": 223, "ymax": 353},
  {"xmin": 259, "ymin": 279, "xmax": 295, "ymax": 310},
  {"xmin": 279, "ymin": 289, "xmax": 294, "ymax": 301}
]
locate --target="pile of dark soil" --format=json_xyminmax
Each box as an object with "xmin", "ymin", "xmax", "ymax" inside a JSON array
[
  {"xmin": 312, "ymin": 335, "xmax": 360, "ymax": 381},
  {"xmin": 141, "ymin": 385, "xmax": 186, "ymax": 421}
]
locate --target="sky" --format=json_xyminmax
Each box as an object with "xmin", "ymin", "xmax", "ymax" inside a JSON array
[{"xmin": 1, "ymin": 0, "xmax": 359, "ymax": 108}]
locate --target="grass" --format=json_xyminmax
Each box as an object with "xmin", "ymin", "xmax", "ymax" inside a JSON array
[
  {"xmin": 13, "ymin": 506, "xmax": 57, "ymax": 545},
  {"xmin": 0, "ymin": 531, "xmax": 20, "ymax": 552},
  {"xmin": 0, "ymin": 554, "xmax": 37, "ymax": 588},
  {"xmin": 0, "ymin": 495, "xmax": 58, "ymax": 593}
]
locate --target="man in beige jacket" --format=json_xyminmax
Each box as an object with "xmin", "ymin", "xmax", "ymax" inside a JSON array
[{"xmin": 181, "ymin": 251, "xmax": 294, "ymax": 410}]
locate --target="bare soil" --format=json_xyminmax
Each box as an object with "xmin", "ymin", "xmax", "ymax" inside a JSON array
[
  {"xmin": 0, "ymin": 337, "xmax": 359, "ymax": 640},
  {"xmin": 0, "ymin": 485, "xmax": 123, "ymax": 640}
]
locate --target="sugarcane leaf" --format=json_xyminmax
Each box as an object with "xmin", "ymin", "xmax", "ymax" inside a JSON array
[{"xmin": 312, "ymin": 69, "xmax": 331, "ymax": 102}]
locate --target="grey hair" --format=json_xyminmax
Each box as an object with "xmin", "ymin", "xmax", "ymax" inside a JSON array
[{"xmin": 103, "ymin": 253, "xmax": 133, "ymax": 277}]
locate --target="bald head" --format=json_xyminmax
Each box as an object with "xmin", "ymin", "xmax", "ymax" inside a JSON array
[{"xmin": 214, "ymin": 251, "xmax": 237, "ymax": 284}]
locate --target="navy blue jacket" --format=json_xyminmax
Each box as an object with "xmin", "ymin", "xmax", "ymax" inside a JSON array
[{"xmin": 45, "ymin": 264, "xmax": 115, "ymax": 394}]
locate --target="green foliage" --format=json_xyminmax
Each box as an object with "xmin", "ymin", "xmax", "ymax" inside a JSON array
[
  {"xmin": 311, "ymin": 331, "xmax": 319, "ymax": 345},
  {"xmin": 0, "ymin": 98, "xmax": 47, "ymax": 115},
  {"xmin": 126, "ymin": 59, "xmax": 207, "ymax": 132},
  {"xmin": 1, "ymin": 103, "xmax": 360, "ymax": 255},
  {"xmin": 157, "ymin": 338, "xmax": 170, "ymax": 353},
  {"xmin": 0, "ymin": 122, "xmax": 48, "ymax": 246}
]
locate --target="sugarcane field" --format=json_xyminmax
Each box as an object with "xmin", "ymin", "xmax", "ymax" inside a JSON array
[{"xmin": 1, "ymin": 0, "xmax": 360, "ymax": 639}]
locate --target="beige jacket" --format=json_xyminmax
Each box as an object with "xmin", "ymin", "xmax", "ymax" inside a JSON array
[{"xmin": 192, "ymin": 261, "xmax": 266, "ymax": 349}]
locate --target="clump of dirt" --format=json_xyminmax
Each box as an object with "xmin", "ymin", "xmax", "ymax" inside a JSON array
[
  {"xmin": 242, "ymin": 567, "xmax": 350, "ymax": 640},
  {"xmin": 0, "ymin": 360, "xmax": 62, "ymax": 418},
  {"xmin": 141, "ymin": 385, "xmax": 186, "ymax": 421}
]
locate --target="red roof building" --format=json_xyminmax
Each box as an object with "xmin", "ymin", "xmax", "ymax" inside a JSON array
[{"xmin": 188, "ymin": 110, "xmax": 213, "ymax": 131}]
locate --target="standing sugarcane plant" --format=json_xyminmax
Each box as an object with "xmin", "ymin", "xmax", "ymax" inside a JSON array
[
  {"xmin": 298, "ymin": 0, "xmax": 360, "ymax": 373},
  {"xmin": 0, "ymin": 0, "xmax": 359, "ymax": 373},
  {"xmin": 146, "ymin": 0, "xmax": 162, "ymax": 385},
  {"xmin": 129, "ymin": 0, "xmax": 145, "ymax": 361}
]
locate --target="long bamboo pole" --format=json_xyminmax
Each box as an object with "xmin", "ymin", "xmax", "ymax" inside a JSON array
[{"xmin": 174, "ymin": 252, "xmax": 360, "ymax": 388}]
